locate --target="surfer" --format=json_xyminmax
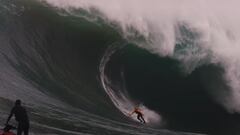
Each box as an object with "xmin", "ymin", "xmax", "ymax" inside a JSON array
[
  {"xmin": 6, "ymin": 100, "xmax": 29, "ymax": 135},
  {"xmin": 129, "ymin": 107, "xmax": 146, "ymax": 124}
]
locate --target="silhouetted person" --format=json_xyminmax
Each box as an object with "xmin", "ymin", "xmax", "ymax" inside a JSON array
[
  {"xmin": 129, "ymin": 107, "xmax": 146, "ymax": 124},
  {"xmin": 6, "ymin": 100, "xmax": 29, "ymax": 135}
]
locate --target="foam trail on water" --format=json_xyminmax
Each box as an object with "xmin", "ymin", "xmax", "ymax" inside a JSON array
[
  {"xmin": 99, "ymin": 45, "xmax": 161, "ymax": 125},
  {"xmin": 42, "ymin": 0, "xmax": 240, "ymax": 113}
]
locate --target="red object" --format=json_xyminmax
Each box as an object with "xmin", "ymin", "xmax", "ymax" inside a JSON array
[{"xmin": 0, "ymin": 130, "xmax": 15, "ymax": 135}]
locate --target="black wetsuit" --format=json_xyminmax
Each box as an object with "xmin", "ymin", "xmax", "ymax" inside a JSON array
[
  {"xmin": 134, "ymin": 110, "xmax": 146, "ymax": 123},
  {"xmin": 9, "ymin": 105, "xmax": 29, "ymax": 135}
]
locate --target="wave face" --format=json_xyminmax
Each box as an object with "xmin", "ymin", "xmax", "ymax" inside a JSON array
[{"xmin": 1, "ymin": 0, "xmax": 240, "ymax": 135}]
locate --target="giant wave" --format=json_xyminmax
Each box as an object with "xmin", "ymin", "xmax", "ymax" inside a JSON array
[{"xmin": 0, "ymin": 0, "xmax": 240, "ymax": 135}]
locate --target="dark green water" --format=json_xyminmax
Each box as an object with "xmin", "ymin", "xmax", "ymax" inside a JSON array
[{"xmin": 0, "ymin": 0, "xmax": 240, "ymax": 135}]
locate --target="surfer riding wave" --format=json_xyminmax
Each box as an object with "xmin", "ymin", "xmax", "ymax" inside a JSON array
[{"xmin": 129, "ymin": 106, "xmax": 146, "ymax": 124}]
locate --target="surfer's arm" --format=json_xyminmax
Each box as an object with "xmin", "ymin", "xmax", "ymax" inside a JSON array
[
  {"xmin": 129, "ymin": 110, "xmax": 135, "ymax": 116},
  {"xmin": 6, "ymin": 108, "xmax": 14, "ymax": 124}
]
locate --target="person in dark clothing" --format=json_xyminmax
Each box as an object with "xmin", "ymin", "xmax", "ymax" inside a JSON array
[
  {"xmin": 129, "ymin": 107, "xmax": 146, "ymax": 124},
  {"xmin": 6, "ymin": 100, "xmax": 29, "ymax": 135}
]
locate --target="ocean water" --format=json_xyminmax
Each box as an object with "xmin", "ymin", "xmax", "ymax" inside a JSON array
[{"xmin": 0, "ymin": 0, "xmax": 240, "ymax": 135}]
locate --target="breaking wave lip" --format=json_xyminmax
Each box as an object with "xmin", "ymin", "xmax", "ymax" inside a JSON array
[{"xmin": 42, "ymin": 0, "xmax": 240, "ymax": 115}]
